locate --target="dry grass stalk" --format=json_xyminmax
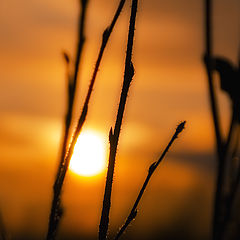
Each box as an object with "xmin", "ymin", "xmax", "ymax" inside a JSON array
[
  {"xmin": 98, "ymin": 1, "xmax": 138, "ymax": 239},
  {"xmin": 204, "ymin": 1, "xmax": 240, "ymax": 239},
  {"xmin": 114, "ymin": 121, "xmax": 186, "ymax": 240},
  {"xmin": 46, "ymin": 1, "xmax": 88, "ymax": 239},
  {"xmin": 47, "ymin": 0, "xmax": 126, "ymax": 239},
  {"xmin": 221, "ymin": 127, "xmax": 240, "ymax": 237},
  {"xmin": 55, "ymin": 0, "xmax": 88, "ymax": 184},
  {"xmin": 54, "ymin": 0, "xmax": 127, "ymax": 194},
  {"xmin": 204, "ymin": 1, "xmax": 226, "ymax": 239}
]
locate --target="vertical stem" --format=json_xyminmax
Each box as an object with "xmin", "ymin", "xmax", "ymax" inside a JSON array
[
  {"xmin": 205, "ymin": 2, "xmax": 222, "ymax": 155},
  {"xmin": 204, "ymin": 1, "xmax": 225, "ymax": 239},
  {"xmin": 98, "ymin": 1, "xmax": 138, "ymax": 239},
  {"xmin": 46, "ymin": 1, "xmax": 88, "ymax": 239},
  {"xmin": 55, "ymin": 0, "xmax": 88, "ymax": 187},
  {"xmin": 47, "ymin": 0, "xmax": 126, "ymax": 239},
  {"xmin": 55, "ymin": 0, "xmax": 127, "ymax": 206},
  {"xmin": 222, "ymin": 126, "xmax": 240, "ymax": 237}
]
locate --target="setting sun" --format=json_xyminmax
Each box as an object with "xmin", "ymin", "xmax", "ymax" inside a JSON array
[{"xmin": 69, "ymin": 130, "xmax": 107, "ymax": 177}]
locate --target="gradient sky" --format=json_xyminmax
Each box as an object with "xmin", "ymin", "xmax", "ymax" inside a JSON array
[{"xmin": 0, "ymin": 0, "xmax": 239, "ymax": 239}]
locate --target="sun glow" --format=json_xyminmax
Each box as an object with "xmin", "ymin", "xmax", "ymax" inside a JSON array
[{"xmin": 69, "ymin": 130, "xmax": 107, "ymax": 177}]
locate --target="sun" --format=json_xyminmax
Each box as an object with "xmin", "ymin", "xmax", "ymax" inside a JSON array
[{"xmin": 69, "ymin": 130, "xmax": 107, "ymax": 177}]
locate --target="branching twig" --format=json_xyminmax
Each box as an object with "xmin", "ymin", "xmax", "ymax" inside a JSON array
[
  {"xmin": 55, "ymin": 0, "xmax": 88, "ymax": 183},
  {"xmin": 58, "ymin": 0, "xmax": 127, "ymax": 184},
  {"xmin": 46, "ymin": 1, "xmax": 88, "ymax": 239},
  {"xmin": 55, "ymin": 0, "xmax": 127, "ymax": 213},
  {"xmin": 99, "ymin": 1, "xmax": 138, "ymax": 239},
  {"xmin": 47, "ymin": 0, "xmax": 126, "ymax": 239},
  {"xmin": 114, "ymin": 122, "xmax": 186, "ymax": 240}
]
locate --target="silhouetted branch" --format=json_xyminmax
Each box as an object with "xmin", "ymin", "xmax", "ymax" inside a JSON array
[
  {"xmin": 204, "ymin": 1, "xmax": 226, "ymax": 239},
  {"xmin": 99, "ymin": 1, "xmax": 138, "ymax": 239},
  {"xmin": 224, "ymin": 110, "xmax": 237, "ymax": 156},
  {"xmin": 114, "ymin": 122, "xmax": 186, "ymax": 240},
  {"xmin": 47, "ymin": 0, "xmax": 126, "ymax": 239},
  {"xmin": 222, "ymin": 126, "xmax": 240, "ymax": 237},
  {"xmin": 84, "ymin": 0, "xmax": 126, "ymax": 105},
  {"xmin": 56, "ymin": 0, "xmax": 127, "ymax": 207},
  {"xmin": 59, "ymin": 0, "xmax": 127, "ymax": 184},
  {"xmin": 46, "ymin": 1, "xmax": 88, "ymax": 239}
]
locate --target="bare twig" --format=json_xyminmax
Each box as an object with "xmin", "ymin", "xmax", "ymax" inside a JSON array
[
  {"xmin": 56, "ymin": 0, "xmax": 88, "ymax": 183},
  {"xmin": 114, "ymin": 122, "xmax": 186, "ymax": 240},
  {"xmin": 58, "ymin": 0, "xmax": 127, "ymax": 186},
  {"xmin": 224, "ymin": 111, "xmax": 237, "ymax": 156},
  {"xmin": 47, "ymin": 0, "xmax": 126, "ymax": 239},
  {"xmin": 55, "ymin": 0, "xmax": 127, "ymax": 212},
  {"xmin": 83, "ymin": 0, "xmax": 126, "ymax": 105},
  {"xmin": 46, "ymin": 1, "xmax": 88, "ymax": 239},
  {"xmin": 99, "ymin": 1, "xmax": 138, "ymax": 239}
]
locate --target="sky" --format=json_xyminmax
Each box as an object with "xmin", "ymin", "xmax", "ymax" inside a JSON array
[{"xmin": 0, "ymin": 0, "xmax": 239, "ymax": 239}]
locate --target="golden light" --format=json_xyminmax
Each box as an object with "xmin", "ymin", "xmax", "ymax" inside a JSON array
[{"xmin": 69, "ymin": 130, "xmax": 107, "ymax": 177}]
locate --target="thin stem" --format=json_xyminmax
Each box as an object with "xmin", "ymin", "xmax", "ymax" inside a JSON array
[
  {"xmin": 60, "ymin": 0, "xmax": 127, "ymax": 180},
  {"xmin": 84, "ymin": 0, "xmax": 126, "ymax": 105},
  {"xmin": 47, "ymin": 0, "xmax": 126, "ymax": 239},
  {"xmin": 204, "ymin": 2, "xmax": 224, "ymax": 156},
  {"xmin": 114, "ymin": 122, "xmax": 186, "ymax": 240},
  {"xmin": 56, "ymin": 0, "xmax": 127, "ymax": 201},
  {"xmin": 204, "ymin": 1, "xmax": 225, "ymax": 239},
  {"xmin": 221, "ymin": 126, "xmax": 240, "ymax": 237},
  {"xmin": 46, "ymin": 1, "xmax": 88, "ymax": 239},
  {"xmin": 224, "ymin": 108, "xmax": 237, "ymax": 157},
  {"xmin": 98, "ymin": 1, "xmax": 138, "ymax": 239},
  {"xmin": 55, "ymin": 0, "xmax": 88, "ymax": 190},
  {"xmin": 55, "ymin": 52, "xmax": 71, "ymax": 194}
]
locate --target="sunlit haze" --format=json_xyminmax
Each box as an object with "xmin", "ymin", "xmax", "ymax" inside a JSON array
[
  {"xmin": 69, "ymin": 130, "xmax": 107, "ymax": 176},
  {"xmin": 0, "ymin": 0, "xmax": 239, "ymax": 239}
]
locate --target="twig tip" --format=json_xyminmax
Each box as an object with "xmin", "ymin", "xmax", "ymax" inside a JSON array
[
  {"xmin": 102, "ymin": 27, "xmax": 110, "ymax": 43},
  {"xmin": 62, "ymin": 51, "xmax": 70, "ymax": 65},
  {"xmin": 130, "ymin": 61, "xmax": 135, "ymax": 79},
  {"xmin": 148, "ymin": 161, "xmax": 156, "ymax": 173},
  {"xmin": 176, "ymin": 121, "xmax": 186, "ymax": 134},
  {"xmin": 109, "ymin": 127, "xmax": 114, "ymax": 143}
]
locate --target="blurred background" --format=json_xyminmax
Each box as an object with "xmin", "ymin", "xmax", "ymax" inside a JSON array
[{"xmin": 0, "ymin": 0, "xmax": 239, "ymax": 239}]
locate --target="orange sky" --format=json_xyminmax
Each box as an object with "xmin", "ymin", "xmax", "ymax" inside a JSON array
[{"xmin": 0, "ymin": 0, "xmax": 239, "ymax": 239}]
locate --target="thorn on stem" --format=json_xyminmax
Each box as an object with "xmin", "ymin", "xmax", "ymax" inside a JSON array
[
  {"xmin": 102, "ymin": 27, "xmax": 110, "ymax": 44},
  {"xmin": 130, "ymin": 210, "xmax": 137, "ymax": 221},
  {"xmin": 129, "ymin": 61, "xmax": 135, "ymax": 80},
  {"xmin": 62, "ymin": 51, "xmax": 70, "ymax": 65},
  {"xmin": 148, "ymin": 162, "xmax": 156, "ymax": 173},
  {"xmin": 109, "ymin": 127, "xmax": 114, "ymax": 143}
]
